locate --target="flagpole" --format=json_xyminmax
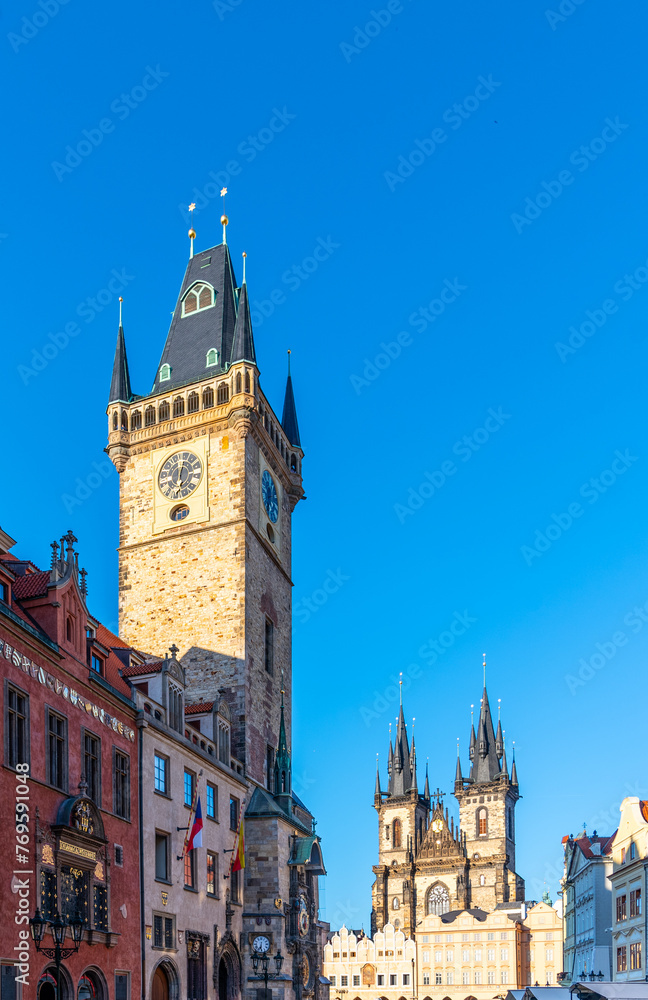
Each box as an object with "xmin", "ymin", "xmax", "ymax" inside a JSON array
[
  {"xmin": 225, "ymin": 803, "xmax": 244, "ymax": 879},
  {"xmin": 179, "ymin": 768, "xmax": 203, "ymax": 860}
]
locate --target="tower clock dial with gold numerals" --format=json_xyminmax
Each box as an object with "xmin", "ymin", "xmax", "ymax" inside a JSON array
[{"xmin": 158, "ymin": 451, "xmax": 203, "ymax": 500}]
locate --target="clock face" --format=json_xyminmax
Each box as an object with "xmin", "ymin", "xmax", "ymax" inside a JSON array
[
  {"xmin": 298, "ymin": 894, "xmax": 309, "ymax": 937},
  {"xmin": 302, "ymin": 955, "xmax": 310, "ymax": 985},
  {"xmin": 261, "ymin": 470, "xmax": 279, "ymax": 523},
  {"xmin": 253, "ymin": 935, "xmax": 270, "ymax": 953},
  {"xmin": 158, "ymin": 451, "xmax": 203, "ymax": 500}
]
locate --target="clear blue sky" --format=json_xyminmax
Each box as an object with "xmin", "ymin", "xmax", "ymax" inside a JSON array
[{"xmin": 4, "ymin": 0, "xmax": 648, "ymax": 930}]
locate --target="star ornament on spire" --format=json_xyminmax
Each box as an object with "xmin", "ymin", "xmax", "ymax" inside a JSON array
[
  {"xmin": 188, "ymin": 202, "xmax": 196, "ymax": 212},
  {"xmin": 220, "ymin": 187, "xmax": 227, "ymax": 197}
]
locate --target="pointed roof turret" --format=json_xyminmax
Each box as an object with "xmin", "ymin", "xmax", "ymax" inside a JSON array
[
  {"xmin": 455, "ymin": 743, "xmax": 463, "ymax": 789},
  {"xmin": 274, "ymin": 682, "xmax": 291, "ymax": 803},
  {"xmin": 472, "ymin": 686, "xmax": 501, "ymax": 782},
  {"xmin": 423, "ymin": 762, "xmax": 431, "ymax": 803},
  {"xmin": 230, "ymin": 275, "xmax": 256, "ymax": 365},
  {"xmin": 374, "ymin": 756, "xmax": 382, "ymax": 807},
  {"xmin": 410, "ymin": 730, "xmax": 418, "ymax": 792},
  {"xmin": 511, "ymin": 743, "xmax": 518, "ymax": 786},
  {"xmin": 109, "ymin": 303, "xmax": 132, "ymax": 404},
  {"xmin": 281, "ymin": 353, "xmax": 301, "ymax": 448}
]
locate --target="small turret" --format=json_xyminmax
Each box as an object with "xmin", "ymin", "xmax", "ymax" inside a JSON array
[
  {"xmin": 108, "ymin": 302, "xmax": 132, "ymax": 404},
  {"xmin": 281, "ymin": 354, "xmax": 301, "ymax": 448},
  {"xmin": 374, "ymin": 757, "xmax": 382, "ymax": 809}
]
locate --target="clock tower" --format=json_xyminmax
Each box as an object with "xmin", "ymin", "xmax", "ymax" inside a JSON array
[{"xmin": 106, "ymin": 228, "xmax": 304, "ymax": 787}]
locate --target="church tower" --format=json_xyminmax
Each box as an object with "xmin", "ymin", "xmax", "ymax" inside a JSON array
[
  {"xmin": 454, "ymin": 681, "xmax": 524, "ymax": 909},
  {"xmin": 372, "ymin": 693, "xmax": 430, "ymax": 936},
  {"xmin": 105, "ymin": 224, "xmax": 304, "ymax": 786}
]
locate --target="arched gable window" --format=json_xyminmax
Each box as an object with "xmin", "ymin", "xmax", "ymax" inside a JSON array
[
  {"xmin": 425, "ymin": 882, "xmax": 450, "ymax": 915},
  {"xmin": 121, "ymin": 410, "xmax": 128, "ymax": 430},
  {"xmin": 244, "ymin": 371, "xmax": 251, "ymax": 393},
  {"xmin": 187, "ymin": 392, "xmax": 199, "ymax": 414},
  {"xmin": 112, "ymin": 412, "xmax": 118, "ymax": 430},
  {"xmin": 202, "ymin": 387, "xmax": 214, "ymax": 409},
  {"xmin": 392, "ymin": 818, "xmax": 402, "ymax": 848},
  {"xmin": 159, "ymin": 363, "xmax": 171, "ymax": 382},
  {"xmin": 168, "ymin": 682, "xmax": 183, "ymax": 733},
  {"xmin": 144, "ymin": 406, "xmax": 156, "ymax": 426},
  {"xmin": 206, "ymin": 348, "xmax": 218, "ymax": 367},
  {"xmin": 477, "ymin": 807, "xmax": 488, "ymax": 836},
  {"xmin": 217, "ymin": 383, "xmax": 229, "ymax": 405},
  {"xmin": 131, "ymin": 410, "xmax": 142, "ymax": 430},
  {"xmin": 182, "ymin": 282, "xmax": 215, "ymax": 317},
  {"xmin": 159, "ymin": 400, "xmax": 170, "ymax": 422},
  {"xmin": 173, "ymin": 396, "xmax": 184, "ymax": 417},
  {"xmin": 235, "ymin": 372, "xmax": 242, "ymax": 395}
]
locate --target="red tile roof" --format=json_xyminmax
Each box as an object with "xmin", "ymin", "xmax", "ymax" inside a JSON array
[
  {"xmin": 95, "ymin": 622, "xmax": 131, "ymax": 650},
  {"xmin": 12, "ymin": 571, "xmax": 50, "ymax": 599},
  {"xmin": 574, "ymin": 834, "xmax": 616, "ymax": 858},
  {"xmin": 185, "ymin": 701, "xmax": 214, "ymax": 715},
  {"xmin": 122, "ymin": 660, "xmax": 163, "ymax": 677}
]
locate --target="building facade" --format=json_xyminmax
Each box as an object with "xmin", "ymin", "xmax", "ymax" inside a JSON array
[
  {"xmin": 0, "ymin": 528, "xmax": 141, "ymax": 1000},
  {"xmin": 323, "ymin": 904, "xmax": 561, "ymax": 1000},
  {"xmin": 609, "ymin": 798, "xmax": 647, "ymax": 983},
  {"xmin": 561, "ymin": 832, "xmax": 615, "ymax": 983},
  {"xmin": 124, "ymin": 650, "xmax": 248, "ymax": 1000},
  {"xmin": 106, "ymin": 222, "xmax": 327, "ymax": 1000},
  {"xmin": 324, "ymin": 925, "xmax": 415, "ymax": 1000}
]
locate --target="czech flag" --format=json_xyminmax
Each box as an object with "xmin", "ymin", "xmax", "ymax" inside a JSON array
[
  {"xmin": 232, "ymin": 821, "xmax": 245, "ymax": 871},
  {"xmin": 187, "ymin": 797, "xmax": 203, "ymax": 851}
]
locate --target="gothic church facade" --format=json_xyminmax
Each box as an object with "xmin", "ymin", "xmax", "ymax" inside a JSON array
[{"xmin": 371, "ymin": 684, "xmax": 524, "ymax": 938}]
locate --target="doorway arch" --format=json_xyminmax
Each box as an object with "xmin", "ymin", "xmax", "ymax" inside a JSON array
[
  {"xmin": 151, "ymin": 960, "xmax": 179, "ymax": 1000},
  {"xmin": 214, "ymin": 937, "xmax": 241, "ymax": 1000}
]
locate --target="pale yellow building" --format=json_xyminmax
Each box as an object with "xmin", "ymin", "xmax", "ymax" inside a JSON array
[
  {"xmin": 324, "ymin": 903, "xmax": 562, "ymax": 1000},
  {"xmin": 609, "ymin": 797, "xmax": 648, "ymax": 983},
  {"xmin": 523, "ymin": 901, "xmax": 563, "ymax": 986}
]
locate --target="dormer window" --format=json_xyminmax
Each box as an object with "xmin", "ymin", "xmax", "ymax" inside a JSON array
[
  {"xmin": 91, "ymin": 654, "xmax": 103, "ymax": 675},
  {"xmin": 206, "ymin": 348, "xmax": 218, "ymax": 367},
  {"xmin": 159, "ymin": 364, "xmax": 171, "ymax": 382},
  {"xmin": 182, "ymin": 282, "xmax": 215, "ymax": 317}
]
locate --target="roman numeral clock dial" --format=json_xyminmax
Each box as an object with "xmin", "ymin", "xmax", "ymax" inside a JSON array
[{"xmin": 158, "ymin": 451, "xmax": 203, "ymax": 500}]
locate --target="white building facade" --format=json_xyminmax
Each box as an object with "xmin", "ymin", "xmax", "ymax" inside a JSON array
[{"xmin": 561, "ymin": 832, "xmax": 615, "ymax": 983}]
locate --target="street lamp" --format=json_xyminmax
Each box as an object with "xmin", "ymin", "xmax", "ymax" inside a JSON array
[
  {"xmin": 251, "ymin": 946, "xmax": 284, "ymax": 999},
  {"xmin": 30, "ymin": 908, "xmax": 85, "ymax": 1000}
]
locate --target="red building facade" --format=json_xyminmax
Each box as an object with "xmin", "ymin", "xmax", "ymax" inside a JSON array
[{"xmin": 0, "ymin": 527, "xmax": 140, "ymax": 1000}]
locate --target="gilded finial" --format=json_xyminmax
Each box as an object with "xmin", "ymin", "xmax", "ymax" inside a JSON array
[
  {"xmin": 498, "ymin": 697, "xmax": 501, "ymax": 721},
  {"xmin": 221, "ymin": 187, "xmax": 228, "ymax": 245},
  {"xmin": 119, "ymin": 296, "xmax": 123, "ymax": 326},
  {"xmin": 287, "ymin": 349, "xmax": 291, "ymax": 375},
  {"xmin": 242, "ymin": 251, "xmax": 247, "ymax": 284},
  {"xmin": 483, "ymin": 652, "xmax": 486, "ymax": 688},
  {"xmin": 188, "ymin": 202, "xmax": 196, "ymax": 258},
  {"xmin": 399, "ymin": 671, "xmax": 403, "ymax": 705}
]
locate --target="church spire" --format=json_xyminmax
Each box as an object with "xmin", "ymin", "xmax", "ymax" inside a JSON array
[
  {"xmin": 387, "ymin": 681, "xmax": 414, "ymax": 796},
  {"xmin": 511, "ymin": 742, "xmax": 518, "ymax": 786},
  {"xmin": 454, "ymin": 740, "xmax": 463, "ymax": 790},
  {"xmin": 108, "ymin": 298, "xmax": 132, "ymax": 404},
  {"xmin": 281, "ymin": 353, "xmax": 301, "ymax": 448},
  {"xmin": 374, "ymin": 755, "xmax": 382, "ymax": 807},
  {"xmin": 230, "ymin": 274, "xmax": 256, "ymax": 366},
  {"xmin": 423, "ymin": 761, "xmax": 430, "ymax": 803}
]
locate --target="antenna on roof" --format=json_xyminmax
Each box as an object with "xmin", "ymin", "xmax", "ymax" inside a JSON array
[
  {"xmin": 188, "ymin": 203, "xmax": 196, "ymax": 259},
  {"xmin": 220, "ymin": 187, "xmax": 228, "ymax": 245}
]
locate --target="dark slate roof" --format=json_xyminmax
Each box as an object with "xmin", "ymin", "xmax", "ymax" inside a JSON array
[
  {"xmin": 440, "ymin": 907, "xmax": 488, "ymax": 923},
  {"xmin": 152, "ymin": 243, "xmax": 244, "ymax": 394},
  {"xmin": 281, "ymin": 374, "xmax": 301, "ymax": 447},
  {"xmin": 230, "ymin": 282, "xmax": 256, "ymax": 365},
  {"xmin": 109, "ymin": 325, "xmax": 132, "ymax": 403}
]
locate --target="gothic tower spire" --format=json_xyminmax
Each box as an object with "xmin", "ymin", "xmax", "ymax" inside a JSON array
[
  {"xmin": 108, "ymin": 299, "xmax": 132, "ymax": 404},
  {"xmin": 281, "ymin": 352, "xmax": 301, "ymax": 448}
]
